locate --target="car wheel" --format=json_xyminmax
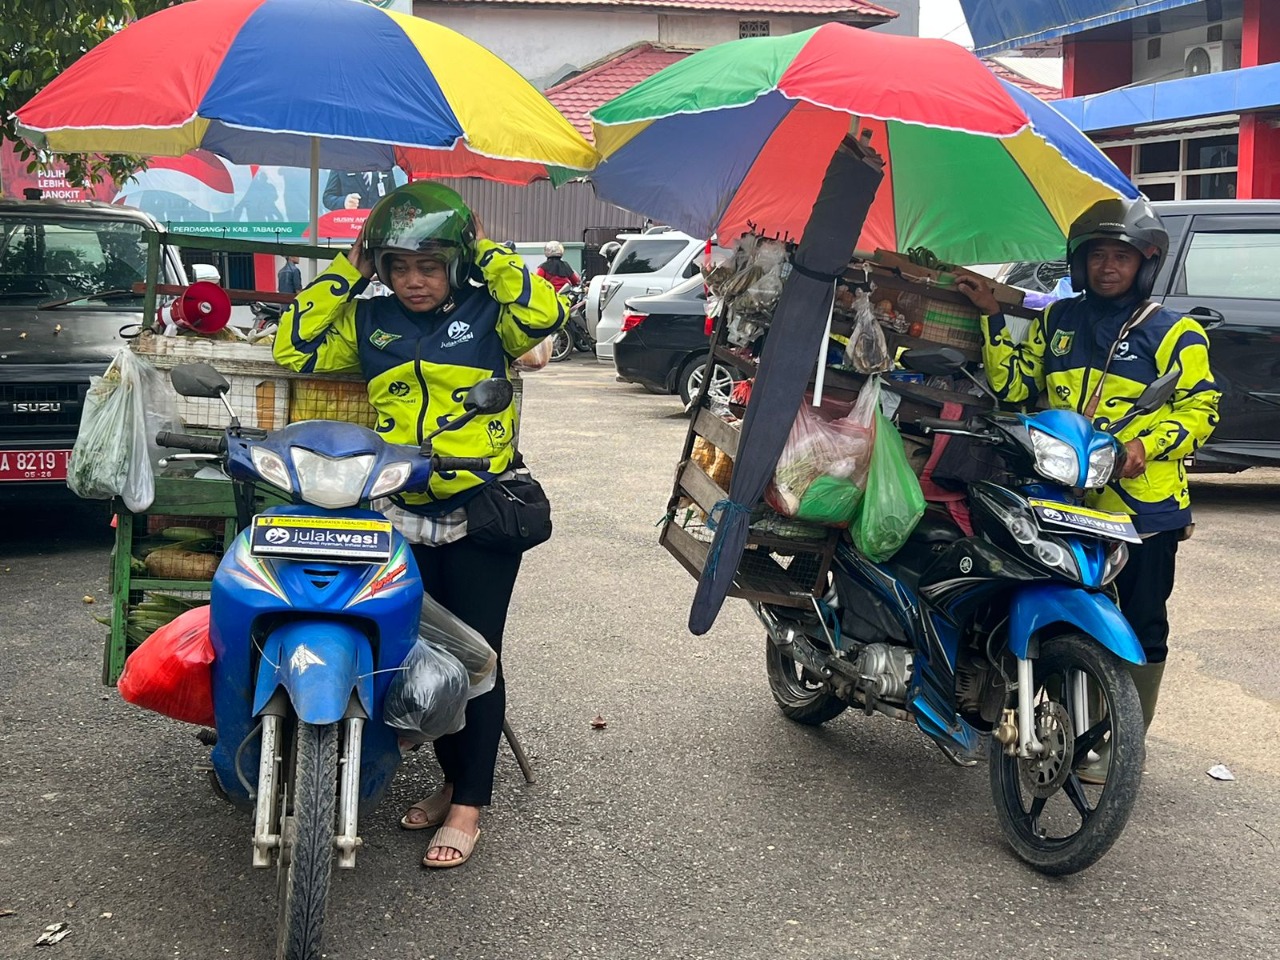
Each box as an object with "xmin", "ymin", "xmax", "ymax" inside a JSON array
[{"xmin": 678, "ymin": 354, "xmax": 739, "ymax": 407}]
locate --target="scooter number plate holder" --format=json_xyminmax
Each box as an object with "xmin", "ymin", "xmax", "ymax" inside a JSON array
[
  {"xmin": 1027, "ymin": 500, "xmax": 1140, "ymax": 543},
  {"xmin": 250, "ymin": 515, "xmax": 394, "ymax": 562}
]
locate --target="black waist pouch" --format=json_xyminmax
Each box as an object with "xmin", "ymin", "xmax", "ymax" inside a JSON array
[{"xmin": 465, "ymin": 473, "xmax": 553, "ymax": 553}]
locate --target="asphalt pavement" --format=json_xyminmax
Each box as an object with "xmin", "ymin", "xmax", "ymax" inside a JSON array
[{"xmin": 1, "ymin": 355, "xmax": 1277, "ymax": 960}]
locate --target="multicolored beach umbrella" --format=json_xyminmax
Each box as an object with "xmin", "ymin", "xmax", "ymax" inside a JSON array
[
  {"xmin": 15, "ymin": 0, "xmax": 598, "ymax": 231},
  {"xmin": 589, "ymin": 23, "xmax": 1138, "ymax": 264}
]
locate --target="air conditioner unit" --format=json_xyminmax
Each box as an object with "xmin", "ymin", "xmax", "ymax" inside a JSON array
[{"xmin": 1184, "ymin": 41, "xmax": 1241, "ymax": 77}]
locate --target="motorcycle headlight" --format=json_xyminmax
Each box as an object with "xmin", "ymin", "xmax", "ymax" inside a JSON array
[
  {"xmin": 1086, "ymin": 444, "xmax": 1117, "ymax": 489},
  {"xmin": 973, "ymin": 486, "xmax": 1081, "ymax": 583},
  {"xmin": 369, "ymin": 461, "xmax": 413, "ymax": 499},
  {"xmin": 1102, "ymin": 540, "xmax": 1129, "ymax": 586},
  {"xmin": 289, "ymin": 448, "xmax": 375, "ymax": 509},
  {"xmin": 251, "ymin": 447, "xmax": 292, "ymax": 493},
  {"xmin": 1030, "ymin": 429, "xmax": 1080, "ymax": 486}
]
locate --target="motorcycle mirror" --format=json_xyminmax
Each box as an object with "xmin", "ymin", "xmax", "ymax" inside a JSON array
[
  {"xmin": 1129, "ymin": 369, "xmax": 1179, "ymax": 416},
  {"xmin": 464, "ymin": 378, "xmax": 514, "ymax": 415},
  {"xmin": 170, "ymin": 362, "xmax": 231, "ymax": 398},
  {"xmin": 900, "ymin": 346, "xmax": 967, "ymax": 376}
]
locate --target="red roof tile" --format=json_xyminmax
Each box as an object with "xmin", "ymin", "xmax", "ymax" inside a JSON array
[
  {"xmin": 423, "ymin": 0, "xmax": 896, "ymax": 16},
  {"xmin": 985, "ymin": 60, "xmax": 1062, "ymax": 101},
  {"xmin": 548, "ymin": 44, "xmax": 695, "ymax": 139}
]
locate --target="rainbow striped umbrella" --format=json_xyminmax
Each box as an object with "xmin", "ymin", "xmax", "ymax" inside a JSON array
[
  {"xmin": 15, "ymin": 0, "xmax": 598, "ymax": 233},
  {"xmin": 589, "ymin": 24, "xmax": 1138, "ymax": 264}
]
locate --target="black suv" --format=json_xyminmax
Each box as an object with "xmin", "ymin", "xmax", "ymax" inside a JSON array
[
  {"xmin": 996, "ymin": 199, "xmax": 1280, "ymax": 472},
  {"xmin": 0, "ymin": 198, "xmax": 191, "ymax": 494}
]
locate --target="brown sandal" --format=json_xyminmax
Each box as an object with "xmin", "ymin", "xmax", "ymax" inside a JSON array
[
  {"xmin": 422, "ymin": 826, "xmax": 480, "ymax": 869},
  {"xmin": 399, "ymin": 790, "xmax": 451, "ymax": 831}
]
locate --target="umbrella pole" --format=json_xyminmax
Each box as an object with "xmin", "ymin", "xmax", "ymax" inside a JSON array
[{"xmin": 307, "ymin": 136, "xmax": 320, "ymax": 283}]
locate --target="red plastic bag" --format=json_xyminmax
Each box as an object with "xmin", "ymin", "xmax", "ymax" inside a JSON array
[{"xmin": 118, "ymin": 605, "xmax": 216, "ymax": 726}]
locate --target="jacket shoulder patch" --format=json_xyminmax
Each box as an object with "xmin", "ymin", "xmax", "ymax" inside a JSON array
[
  {"xmin": 370, "ymin": 328, "xmax": 401, "ymax": 349},
  {"xmin": 1050, "ymin": 330, "xmax": 1075, "ymax": 357}
]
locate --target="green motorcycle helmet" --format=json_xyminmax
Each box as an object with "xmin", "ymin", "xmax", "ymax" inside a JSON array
[{"xmin": 364, "ymin": 182, "xmax": 477, "ymax": 290}]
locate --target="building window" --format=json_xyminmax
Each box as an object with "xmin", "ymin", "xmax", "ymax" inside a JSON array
[
  {"xmin": 1133, "ymin": 133, "xmax": 1238, "ymax": 201},
  {"xmin": 739, "ymin": 20, "xmax": 770, "ymax": 38}
]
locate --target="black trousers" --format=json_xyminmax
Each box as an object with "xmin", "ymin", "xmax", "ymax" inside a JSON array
[
  {"xmin": 410, "ymin": 538, "xmax": 522, "ymax": 807},
  {"xmin": 1114, "ymin": 528, "xmax": 1181, "ymax": 664}
]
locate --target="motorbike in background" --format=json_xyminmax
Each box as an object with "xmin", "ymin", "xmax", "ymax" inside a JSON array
[
  {"xmin": 759, "ymin": 347, "xmax": 1179, "ymax": 875},
  {"xmin": 156, "ymin": 363, "xmax": 510, "ymax": 959},
  {"xmin": 550, "ymin": 283, "xmax": 594, "ymax": 362}
]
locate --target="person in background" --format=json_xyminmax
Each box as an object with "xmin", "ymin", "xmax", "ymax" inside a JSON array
[
  {"xmin": 323, "ymin": 169, "xmax": 395, "ymax": 211},
  {"xmin": 535, "ymin": 240, "xmax": 580, "ymax": 293},
  {"xmin": 957, "ymin": 196, "xmax": 1220, "ymax": 783},
  {"xmin": 273, "ymin": 182, "xmax": 564, "ymax": 867},
  {"xmin": 276, "ymin": 254, "xmax": 302, "ymax": 295}
]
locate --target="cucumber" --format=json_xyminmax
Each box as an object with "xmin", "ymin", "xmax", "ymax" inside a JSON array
[{"xmin": 161, "ymin": 526, "xmax": 213, "ymax": 541}]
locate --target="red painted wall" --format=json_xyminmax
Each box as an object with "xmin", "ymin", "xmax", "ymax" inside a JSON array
[
  {"xmin": 1103, "ymin": 146, "xmax": 1133, "ymax": 178},
  {"xmin": 1238, "ymin": 114, "xmax": 1280, "ymax": 199},
  {"xmin": 254, "ymin": 253, "xmax": 277, "ymax": 293},
  {"xmin": 1063, "ymin": 35, "xmax": 1133, "ymax": 98},
  {"xmin": 1242, "ymin": 0, "xmax": 1280, "ymax": 69}
]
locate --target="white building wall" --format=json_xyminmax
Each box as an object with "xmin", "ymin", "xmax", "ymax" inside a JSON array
[
  {"xmin": 656, "ymin": 14, "xmax": 830, "ymax": 46},
  {"xmin": 413, "ymin": 5, "xmax": 657, "ymax": 83},
  {"xmin": 870, "ymin": 0, "xmax": 919, "ymax": 37}
]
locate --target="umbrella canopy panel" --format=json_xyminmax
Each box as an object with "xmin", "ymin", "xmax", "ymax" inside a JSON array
[{"xmin": 16, "ymin": 0, "xmax": 598, "ymax": 174}]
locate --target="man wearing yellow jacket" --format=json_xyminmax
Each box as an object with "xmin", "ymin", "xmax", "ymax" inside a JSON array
[
  {"xmin": 274, "ymin": 182, "xmax": 564, "ymax": 868},
  {"xmin": 958, "ymin": 197, "xmax": 1220, "ymax": 779}
]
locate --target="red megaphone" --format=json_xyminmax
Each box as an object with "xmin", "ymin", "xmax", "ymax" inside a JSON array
[{"xmin": 169, "ymin": 281, "xmax": 231, "ymax": 335}]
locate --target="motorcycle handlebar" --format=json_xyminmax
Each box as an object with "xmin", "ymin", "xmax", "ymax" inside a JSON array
[
  {"xmin": 433, "ymin": 456, "xmax": 491, "ymax": 474},
  {"xmin": 156, "ymin": 431, "xmax": 226, "ymax": 455},
  {"xmin": 915, "ymin": 417, "xmax": 968, "ymax": 433}
]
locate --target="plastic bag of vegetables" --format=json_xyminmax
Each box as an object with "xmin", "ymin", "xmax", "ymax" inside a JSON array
[{"xmin": 67, "ymin": 349, "xmax": 176, "ymax": 512}]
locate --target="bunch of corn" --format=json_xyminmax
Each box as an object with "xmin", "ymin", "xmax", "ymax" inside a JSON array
[{"xmin": 96, "ymin": 592, "xmax": 207, "ymax": 649}]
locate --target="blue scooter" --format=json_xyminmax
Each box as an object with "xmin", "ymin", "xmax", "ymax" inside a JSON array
[
  {"xmin": 758, "ymin": 348, "xmax": 1178, "ymax": 875},
  {"xmin": 158, "ymin": 362, "xmax": 510, "ymax": 960}
]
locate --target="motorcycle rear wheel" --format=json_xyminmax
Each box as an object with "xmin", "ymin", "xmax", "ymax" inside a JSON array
[
  {"xmin": 549, "ymin": 328, "xmax": 574, "ymax": 363},
  {"xmin": 764, "ymin": 634, "xmax": 848, "ymax": 726},
  {"xmin": 989, "ymin": 633, "xmax": 1144, "ymax": 876},
  {"xmin": 276, "ymin": 721, "xmax": 339, "ymax": 960}
]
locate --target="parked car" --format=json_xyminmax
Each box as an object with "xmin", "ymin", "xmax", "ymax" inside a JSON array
[
  {"xmin": 613, "ymin": 274, "xmax": 743, "ymax": 406},
  {"xmin": 988, "ymin": 199, "xmax": 1280, "ymax": 472},
  {"xmin": 0, "ymin": 197, "xmax": 194, "ymax": 497},
  {"xmin": 586, "ymin": 227, "xmax": 713, "ymax": 362}
]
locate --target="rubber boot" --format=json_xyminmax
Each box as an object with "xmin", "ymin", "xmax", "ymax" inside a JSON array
[{"xmin": 1076, "ymin": 662, "xmax": 1165, "ymax": 785}]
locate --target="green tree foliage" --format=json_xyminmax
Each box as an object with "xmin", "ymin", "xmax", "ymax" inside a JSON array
[{"xmin": 1, "ymin": 0, "xmax": 177, "ymax": 187}]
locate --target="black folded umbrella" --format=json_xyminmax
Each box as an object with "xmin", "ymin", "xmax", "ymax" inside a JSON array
[{"xmin": 689, "ymin": 143, "xmax": 883, "ymax": 635}]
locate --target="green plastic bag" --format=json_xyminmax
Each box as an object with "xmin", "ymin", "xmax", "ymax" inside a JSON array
[
  {"xmin": 852, "ymin": 411, "xmax": 926, "ymax": 562},
  {"xmin": 796, "ymin": 473, "xmax": 864, "ymax": 525}
]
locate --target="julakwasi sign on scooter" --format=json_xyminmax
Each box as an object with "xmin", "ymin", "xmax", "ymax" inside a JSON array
[
  {"xmin": 1028, "ymin": 500, "xmax": 1140, "ymax": 543},
  {"xmin": 251, "ymin": 515, "xmax": 393, "ymax": 562}
]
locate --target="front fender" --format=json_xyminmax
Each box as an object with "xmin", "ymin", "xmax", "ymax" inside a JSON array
[
  {"xmin": 253, "ymin": 620, "xmax": 374, "ymax": 724},
  {"xmin": 1007, "ymin": 584, "xmax": 1146, "ymax": 665}
]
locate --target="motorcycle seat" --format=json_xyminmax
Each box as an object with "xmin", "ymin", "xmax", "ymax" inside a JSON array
[{"xmin": 910, "ymin": 514, "xmax": 964, "ymax": 545}]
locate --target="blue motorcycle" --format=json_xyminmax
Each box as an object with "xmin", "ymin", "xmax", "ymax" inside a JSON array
[
  {"xmin": 158, "ymin": 362, "xmax": 510, "ymax": 960},
  {"xmin": 758, "ymin": 348, "xmax": 1178, "ymax": 875}
]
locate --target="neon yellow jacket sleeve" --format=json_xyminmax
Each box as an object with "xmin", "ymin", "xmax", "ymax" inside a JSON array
[
  {"xmin": 272, "ymin": 255, "xmax": 363, "ymax": 375},
  {"xmin": 981, "ymin": 311, "xmax": 1047, "ymax": 405},
  {"xmin": 1137, "ymin": 317, "xmax": 1220, "ymax": 462},
  {"xmin": 475, "ymin": 239, "xmax": 567, "ymax": 358}
]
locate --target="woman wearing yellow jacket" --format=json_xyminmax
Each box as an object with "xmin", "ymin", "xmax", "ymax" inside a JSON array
[
  {"xmin": 958, "ymin": 197, "xmax": 1220, "ymax": 781},
  {"xmin": 274, "ymin": 182, "xmax": 564, "ymax": 867}
]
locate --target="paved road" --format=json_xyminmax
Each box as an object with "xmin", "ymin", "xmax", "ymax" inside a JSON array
[{"xmin": 2, "ymin": 357, "xmax": 1277, "ymax": 960}]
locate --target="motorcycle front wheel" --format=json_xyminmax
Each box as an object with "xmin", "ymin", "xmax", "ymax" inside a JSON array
[
  {"xmin": 276, "ymin": 721, "xmax": 339, "ymax": 960},
  {"xmin": 989, "ymin": 633, "xmax": 1145, "ymax": 876},
  {"xmin": 549, "ymin": 328, "xmax": 574, "ymax": 362}
]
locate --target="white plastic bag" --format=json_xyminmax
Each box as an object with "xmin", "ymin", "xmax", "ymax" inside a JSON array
[
  {"xmin": 844, "ymin": 289, "xmax": 891, "ymax": 374},
  {"xmin": 419, "ymin": 592, "xmax": 498, "ymax": 699},
  {"xmin": 383, "ymin": 639, "xmax": 470, "ymax": 743},
  {"xmin": 67, "ymin": 348, "xmax": 176, "ymax": 512}
]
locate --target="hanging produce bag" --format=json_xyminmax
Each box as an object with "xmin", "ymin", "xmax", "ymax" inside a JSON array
[
  {"xmin": 117, "ymin": 605, "xmax": 215, "ymax": 726},
  {"xmin": 419, "ymin": 592, "xmax": 498, "ymax": 699},
  {"xmin": 852, "ymin": 410, "xmax": 926, "ymax": 562},
  {"xmin": 67, "ymin": 348, "xmax": 176, "ymax": 512},
  {"xmin": 383, "ymin": 639, "xmax": 470, "ymax": 743}
]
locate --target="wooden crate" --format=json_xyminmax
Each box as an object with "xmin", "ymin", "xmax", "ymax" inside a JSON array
[{"xmin": 131, "ymin": 333, "xmax": 373, "ymax": 430}]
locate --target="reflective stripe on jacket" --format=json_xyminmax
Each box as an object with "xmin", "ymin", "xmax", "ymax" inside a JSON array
[
  {"xmin": 981, "ymin": 294, "xmax": 1220, "ymax": 534},
  {"xmin": 272, "ymin": 240, "xmax": 565, "ymax": 509}
]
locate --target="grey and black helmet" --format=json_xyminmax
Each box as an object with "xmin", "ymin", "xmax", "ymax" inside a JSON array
[{"xmin": 1067, "ymin": 197, "xmax": 1169, "ymax": 299}]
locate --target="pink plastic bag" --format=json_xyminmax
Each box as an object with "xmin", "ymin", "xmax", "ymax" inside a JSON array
[{"xmin": 118, "ymin": 605, "xmax": 215, "ymax": 726}]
